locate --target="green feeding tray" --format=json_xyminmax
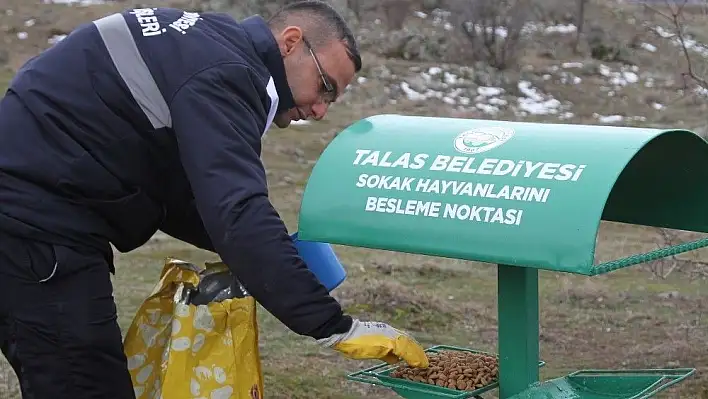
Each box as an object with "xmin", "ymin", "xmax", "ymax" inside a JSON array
[
  {"xmin": 347, "ymin": 345, "xmax": 546, "ymax": 399},
  {"xmin": 506, "ymin": 368, "xmax": 697, "ymax": 399}
]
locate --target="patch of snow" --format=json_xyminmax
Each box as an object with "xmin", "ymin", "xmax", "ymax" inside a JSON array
[
  {"xmin": 545, "ymin": 24, "xmax": 577, "ymax": 34},
  {"xmin": 400, "ymin": 82, "xmax": 427, "ymax": 101},
  {"xmin": 431, "ymin": 9, "xmax": 451, "ymax": 27},
  {"xmin": 562, "ymin": 62, "xmax": 584, "ymax": 69},
  {"xmin": 43, "ymin": 0, "xmax": 108, "ymax": 4},
  {"xmin": 477, "ymin": 86, "xmax": 503, "ymax": 97},
  {"xmin": 17, "ymin": 32, "xmax": 28, "ymax": 40},
  {"xmin": 620, "ymin": 71, "xmax": 639, "ymax": 84},
  {"xmin": 548, "ymin": 65, "xmax": 582, "ymax": 84},
  {"xmin": 523, "ymin": 23, "xmax": 578, "ymax": 35},
  {"xmin": 466, "ymin": 23, "xmax": 509, "ymax": 39},
  {"xmin": 653, "ymin": 26, "xmax": 674, "ymax": 39},
  {"xmin": 441, "ymin": 21, "xmax": 579, "ymax": 39},
  {"xmin": 413, "ymin": 11, "xmax": 427, "ymax": 19},
  {"xmin": 290, "ymin": 120, "xmax": 311, "ymax": 126},
  {"xmin": 593, "ymin": 114, "xmax": 647, "ymax": 124},
  {"xmin": 516, "ymin": 81, "xmax": 562, "ymax": 115},
  {"xmin": 649, "ymin": 25, "xmax": 708, "ymax": 58},
  {"xmin": 447, "ymin": 88, "xmax": 463, "ymax": 98},
  {"xmin": 24, "ymin": 19, "xmax": 36, "ymax": 27},
  {"xmin": 476, "ymin": 103, "xmax": 500, "ymax": 115},
  {"xmin": 559, "ymin": 72, "xmax": 581, "ymax": 85},
  {"xmin": 488, "ymin": 97, "xmax": 508, "ymax": 106},
  {"xmin": 443, "ymin": 72, "xmax": 459, "ymax": 85},
  {"xmin": 681, "ymin": 37, "xmax": 708, "ymax": 57},
  {"xmin": 651, "ymin": 102, "xmax": 664, "ymax": 110},
  {"xmin": 48, "ymin": 34, "xmax": 66, "ymax": 45},
  {"xmin": 517, "ymin": 98, "xmax": 562, "ymax": 115},
  {"xmin": 357, "ymin": 76, "xmax": 367, "ymax": 84},
  {"xmin": 595, "ymin": 114, "xmax": 624, "ymax": 123},
  {"xmin": 640, "ymin": 42, "xmax": 657, "ymax": 52},
  {"xmin": 517, "ymin": 81, "xmax": 543, "ymax": 102},
  {"xmin": 598, "ymin": 64, "xmax": 640, "ymax": 87}
]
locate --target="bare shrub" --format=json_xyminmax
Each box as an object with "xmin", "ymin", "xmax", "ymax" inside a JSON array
[
  {"xmin": 573, "ymin": 0, "xmax": 588, "ymax": 53},
  {"xmin": 644, "ymin": 0, "xmax": 708, "ymax": 93},
  {"xmin": 643, "ymin": 0, "xmax": 708, "ymax": 139},
  {"xmin": 644, "ymin": 228, "xmax": 708, "ymax": 280},
  {"xmin": 445, "ymin": 0, "xmax": 532, "ymax": 70}
]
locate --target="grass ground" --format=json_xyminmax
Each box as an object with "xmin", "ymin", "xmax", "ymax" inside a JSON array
[
  {"xmin": 1, "ymin": 0, "xmax": 708, "ymax": 398},
  {"xmin": 6, "ymin": 108, "xmax": 706, "ymax": 399}
]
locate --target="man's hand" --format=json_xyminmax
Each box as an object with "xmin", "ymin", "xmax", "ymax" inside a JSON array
[{"xmin": 316, "ymin": 319, "xmax": 429, "ymax": 368}]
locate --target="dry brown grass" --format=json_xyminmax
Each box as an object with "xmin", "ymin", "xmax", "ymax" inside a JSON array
[{"xmin": 1, "ymin": 0, "xmax": 708, "ymax": 398}]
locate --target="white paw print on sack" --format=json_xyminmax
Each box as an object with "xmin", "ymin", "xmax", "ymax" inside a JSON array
[
  {"xmin": 193, "ymin": 306, "xmax": 215, "ymax": 332},
  {"xmin": 191, "ymin": 378, "xmax": 201, "ymax": 396},
  {"xmin": 211, "ymin": 386, "xmax": 233, "ymax": 399},
  {"xmin": 139, "ymin": 323, "xmax": 160, "ymax": 348},
  {"xmin": 127, "ymin": 353, "xmax": 146, "ymax": 370},
  {"xmin": 171, "ymin": 336, "xmax": 191, "ymax": 352},
  {"xmin": 191, "ymin": 365, "xmax": 231, "ymax": 398},
  {"xmin": 175, "ymin": 302, "xmax": 191, "ymax": 318},
  {"xmin": 171, "ymin": 318, "xmax": 182, "ymax": 336},
  {"xmin": 192, "ymin": 333, "xmax": 205, "ymax": 353},
  {"xmin": 221, "ymin": 329, "xmax": 233, "ymax": 346},
  {"xmin": 136, "ymin": 364, "xmax": 153, "ymax": 385},
  {"xmin": 195, "ymin": 366, "xmax": 212, "ymax": 380},
  {"xmin": 213, "ymin": 366, "xmax": 227, "ymax": 384}
]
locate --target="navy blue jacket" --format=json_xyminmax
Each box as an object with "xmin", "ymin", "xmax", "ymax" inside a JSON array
[{"xmin": 0, "ymin": 7, "xmax": 352, "ymax": 339}]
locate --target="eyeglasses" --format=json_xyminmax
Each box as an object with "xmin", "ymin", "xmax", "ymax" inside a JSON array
[{"xmin": 302, "ymin": 36, "xmax": 336, "ymax": 103}]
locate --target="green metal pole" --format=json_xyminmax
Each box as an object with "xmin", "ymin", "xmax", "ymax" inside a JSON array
[{"xmin": 497, "ymin": 264, "xmax": 540, "ymax": 398}]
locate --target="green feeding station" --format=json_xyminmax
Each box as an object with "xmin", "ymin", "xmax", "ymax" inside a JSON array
[{"xmin": 295, "ymin": 114, "xmax": 707, "ymax": 399}]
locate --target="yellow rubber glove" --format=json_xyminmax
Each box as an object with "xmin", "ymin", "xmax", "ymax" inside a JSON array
[{"xmin": 317, "ymin": 319, "xmax": 429, "ymax": 368}]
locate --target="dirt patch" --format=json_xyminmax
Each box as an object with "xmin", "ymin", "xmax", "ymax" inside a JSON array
[{"xmin": 555, "ymin": 276, "xmax": 629, "ymax": 309}]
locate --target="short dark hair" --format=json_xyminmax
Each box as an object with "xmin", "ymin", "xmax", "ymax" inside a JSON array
[{"xmin": 267, "ymin": 0, "xmax": 362, "ymax": 72}]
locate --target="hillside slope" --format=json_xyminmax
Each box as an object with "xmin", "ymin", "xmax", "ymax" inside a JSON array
[{"xmin": 0, "ymin": 1, "xmax": 707, "ymax": 398}]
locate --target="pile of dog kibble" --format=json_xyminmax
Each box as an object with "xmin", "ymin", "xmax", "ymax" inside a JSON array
[{"xmin": 390, "ymin": 350, "xmax": 499, "ymax": 391}]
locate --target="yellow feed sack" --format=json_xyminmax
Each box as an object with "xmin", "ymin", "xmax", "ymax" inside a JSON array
[{"xmin": 123, "ymin": 258, "xmax": 263, "ymax": 399}]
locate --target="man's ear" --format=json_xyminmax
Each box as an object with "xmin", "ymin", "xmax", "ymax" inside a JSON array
[{"xmin": 279, "ymin": 26, "xmax": 304, "ymax": 56}]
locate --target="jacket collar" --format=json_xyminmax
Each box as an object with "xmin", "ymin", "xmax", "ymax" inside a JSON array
[{"xmin": 240, "ymin": 16, "xmax": 296, "ymax": 115}]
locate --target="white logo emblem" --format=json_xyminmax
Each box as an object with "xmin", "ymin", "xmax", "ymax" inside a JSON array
[{"xmin": 453, "ymin": 126, "xmax": 515, "ymax": 154}]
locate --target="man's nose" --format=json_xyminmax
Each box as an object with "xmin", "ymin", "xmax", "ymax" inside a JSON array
[{"xmin": 311, "ymin": 103, "xmax": 329, "ymax": 120}]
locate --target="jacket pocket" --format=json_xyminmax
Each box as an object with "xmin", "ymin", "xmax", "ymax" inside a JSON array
[
  {"xmin": 21, "ymin": 239, "xmax": 59, "ymax": 283},
  {"xmin": 79, "ymin": 187, "xmax": 165, "ymax": 252}
]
